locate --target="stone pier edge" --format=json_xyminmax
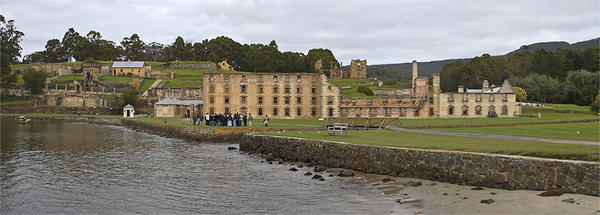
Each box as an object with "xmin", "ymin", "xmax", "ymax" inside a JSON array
[{"xmin": 240, "ymin": 134, "xmax": 599, "ymax": 196}]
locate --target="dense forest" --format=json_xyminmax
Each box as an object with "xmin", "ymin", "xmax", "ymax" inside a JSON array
[
  {"xmin": 440, "ymin": 46, "xmax": 599, "ymax": 106},
  {"xmin": 0, "ymin": 14, "xmax": 338, "ymax": 75},
  {"xmin": 22, "ymin": 30, "xmax": 339, "ymax": 74},
  {"xmin": 368, "ymin": 38, "xmax": 600, "ymax": 80}
]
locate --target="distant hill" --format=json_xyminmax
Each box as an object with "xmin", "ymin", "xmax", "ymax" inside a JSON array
[{"xmin": 367, "ymin": 37, "xmax": 599, "ymax": 78}]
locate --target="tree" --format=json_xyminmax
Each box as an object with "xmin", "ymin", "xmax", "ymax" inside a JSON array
[
  {"xmin": 121, "ymin": 33, "xmax": 146, "ymax": 61},
  {"xmin": 169, "ymin": 36, "xmax": 192, "ymax": 61},
  {"xmin": 43, "ymin": 39, "xmax": 66, "ymax": 63},
  {"xmin": 565, "ymin": 70, "xmax": 599, "ymax": 106},
  {"xmin": 61, "ymin": 28, "xmax": 82, "ymax": 61},
  {"xmin": 22, "ymin": 68, "xmax": 49, "ymax": 94},
  {"xmin": 1, "ymin": 53, "xmax": 19, "ymax": 84},
  {"xmin": 73, "ymin": 30, "xmax": 121, "ymax": 61},
  {"xmin": 144, "ymin": 42, "xmax": 166, "ymax": 61},
  {"xmin": 205, "ymin": 36, "xmax": 242, "ymax": 66},
  {"xmin": 22, "ymin": 51, "xmax": 45, "ymax": 64},
  {"xmin": 106, "ymin": 85, "xmax": 140, "ymax": 109},
  {"xmin": 306, "ymin": 48, "xmax": 339, "ymax": 71},
  {"xmin": 591, "ymin": 95, "xmax": 599, "ymax": 112},
  {"xmin": 0, "ymin": 15, "xmax": 25, "ymax": 63},
  {"xmin": 512, "ymin": 87, "xmax": 527, "ymax": 102}
]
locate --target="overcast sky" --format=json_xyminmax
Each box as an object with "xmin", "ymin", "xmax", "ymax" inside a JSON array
[{"xmin": 1, "ymin": 0, "xmax": 599, "ymax": 65}]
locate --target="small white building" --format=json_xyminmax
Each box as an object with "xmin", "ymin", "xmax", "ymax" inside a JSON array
[{"xmin": 123, "ymin": 104, "xmax": 135, "ymax": 118}]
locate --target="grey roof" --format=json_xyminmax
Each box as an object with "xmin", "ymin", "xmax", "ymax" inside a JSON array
[
  {"xmin": 466, "ymin": 87, "xmax": 501, "ymax": 94},
  {"xmin": 112, "ymin": 61, "xmax": 145, "ymax": 68},
  {"xmin": 124, "ymin": 104, "xmax": 134, "ymax": 108},
  {"xmin": 155, "ymin": 97, "xmax": 203, "ymax": 106},
  {"xmin": 466, "ymin": 80, "xmax": 514, "ymax": 94}
]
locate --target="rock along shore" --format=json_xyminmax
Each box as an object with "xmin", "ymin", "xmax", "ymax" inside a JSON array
[{"xmin": 239, "ymin": 134, "xmax": 599, "ymax": 196}]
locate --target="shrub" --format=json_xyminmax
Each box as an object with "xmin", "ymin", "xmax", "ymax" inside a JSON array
[
  {"xmin": 591, "ymin": 95, "xmax": 599, "ymax": 112},
  {"xmin": 357, "ymin": 85, "xmax": 374, "ymax": 96}
]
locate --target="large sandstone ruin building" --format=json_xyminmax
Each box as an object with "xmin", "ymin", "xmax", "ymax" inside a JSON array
[
  {"xmin": 339, "ymin": 61, "xmax": 520, "ymax": 118},
  {"xmin": 203, "ymin": 72, "xmax": 340, "ymax": 119}
]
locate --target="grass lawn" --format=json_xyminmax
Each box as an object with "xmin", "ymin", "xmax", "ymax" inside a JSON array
[
  {"xmin": 53, "ymin": 75, "xmax": 81, "ymax": 84},
  {"xmin": 398, "ymin": 107, "xmax": 598, "ymax": 128},
  {"xmin": 100, "ymin": 76, "xmax": 133, "ymax": 82},
  {"xmin": 435, "ymin": 122, "xmax": 599, "ymax": 141},
  {"xmin": 544, "ymin": 104, "xmax": 592, "ymax": 112},
  {"xmin": 139, "ymin": 78, "xmax": 157, "ymax": 93},
  {"xmin": 0, "ymin": 98, "xmax": 35, "ymax": 106},
  {"xmin": 260, "ymin": 129, "xmax": 600, "ymax": 161}
]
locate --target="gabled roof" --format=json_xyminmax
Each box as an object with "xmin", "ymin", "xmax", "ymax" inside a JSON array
[
  {"xmin": 498, "ymin": 80, "xmax": 514, "ymax": 93},
  {"xmin": 465, "ymin": 80, "xmax": 514, "ymax": 94},
  {"xmin": 112, "ymin": 61, "xmax": 145, "ymax": 68},
  {"xmin": 124, "ymin": 104, "xmax": 134, "ymax": 108},
  {"xmin": 155, "ymin": 97, "xmax": 203, "ymax": 105}
]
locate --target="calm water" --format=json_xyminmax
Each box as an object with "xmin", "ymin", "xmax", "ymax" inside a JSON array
[{"xmin": 0, "ymin": 121, "xmax": 394, "ymax": 214}]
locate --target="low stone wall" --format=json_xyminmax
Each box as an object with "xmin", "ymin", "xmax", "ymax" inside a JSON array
[
  {"xmin": 168, "ymin": 62, "xmax": 217, "ymax": 70},
  {"xmin": 240, "ymin": 134, "xmax": 600, "ymax": 196}
]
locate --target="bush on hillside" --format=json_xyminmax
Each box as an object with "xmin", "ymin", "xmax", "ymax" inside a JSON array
[
  {"xmin": 357, "ymin": 86, "xmax": 374, "ymax": 96},
  {"xmin": 591, "ymin": 95, "xmax": 599, "ymax": 112}
]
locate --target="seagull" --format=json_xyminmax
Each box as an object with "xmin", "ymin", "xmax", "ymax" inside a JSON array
[{"xmin": 576, "ymin": 130, "xmax": 580, "ymax": 135}]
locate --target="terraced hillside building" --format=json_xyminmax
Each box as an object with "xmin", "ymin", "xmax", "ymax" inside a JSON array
[
  {"xmin": 203, "ymin": 72, "xmax": 340, "ymax": 119},
  {"xmin": 112, "ymin": 61, "xmax": 147, "ymax": 77}
]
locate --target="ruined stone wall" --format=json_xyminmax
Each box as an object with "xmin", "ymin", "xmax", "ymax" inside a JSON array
[
  {"xmin": 240, "ymin": 134, "xmax": 599, "ymax": 196},
  {"xmin": 147, "ymin": 88, "xmax": 203, "ymax": 99},
  {"xmin": 349, "ymin": 59, "xmax": 367, "ymax": 78},
  {"xmin": 414, "ymin": 77, "xmax": 429, "ymax": 97},
  {"xmin": 339, "ymin": 96, "xmax": 435, "ymax": 118},
  {"xmin": 438, "ymin": 93, "xmax": 519, "ymax": 118},
  {"xmin": 319, "ymin": 74, "xmax": 340, "ymax": 118},
  {"xmin": 204, "ymin": 72, "xmax": 324, "ymax": 119},
  {"xmin": 46, "ymin": 94, "xmax": 110, "ymax": 108},
  {"xmin": 168, "ymin": 62, "xmax": 217, "ymax": 70},
  {"xmin": 0, "ymin": 87, "xmax": 30, "ymax": 97}
]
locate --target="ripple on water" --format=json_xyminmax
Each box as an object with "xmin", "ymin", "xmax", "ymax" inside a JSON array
[{"xmin": 1, "ymin": 121, "xmax": 396, "ymax": 214}]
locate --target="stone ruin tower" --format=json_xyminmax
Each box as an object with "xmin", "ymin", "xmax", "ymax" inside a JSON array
[
  {"xmin": 412, "ymin": 60, "xmax": 418, "ymax": 90},
  {"xmin": 350, "ymin": 59, "xmax": 367, "ymax": 78}
]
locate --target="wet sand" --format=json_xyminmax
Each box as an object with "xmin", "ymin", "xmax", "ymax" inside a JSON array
[{"xmin": 330, "ymin": 168, "xmax": 600, "ymax": 214}]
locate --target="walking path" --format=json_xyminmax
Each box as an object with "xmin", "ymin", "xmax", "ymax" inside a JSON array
[{"xmin": 389, "ymin": 127, "xmax": 599, "ymax": 146}]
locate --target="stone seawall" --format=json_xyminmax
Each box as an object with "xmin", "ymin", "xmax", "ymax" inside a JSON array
[{"xmin": 240, "ymin": 134, "xmax": 600, "ymax": 196}]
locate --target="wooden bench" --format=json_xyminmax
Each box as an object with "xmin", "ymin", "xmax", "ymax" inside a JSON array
[{"xmin": 328, "ymin": 123, "xmax": 348, "ymax": 136}]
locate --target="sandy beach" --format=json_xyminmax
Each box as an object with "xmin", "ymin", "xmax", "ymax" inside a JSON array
[{"xmin": 335, "ymin": 168, "xmax": 600, "ymax": 214}]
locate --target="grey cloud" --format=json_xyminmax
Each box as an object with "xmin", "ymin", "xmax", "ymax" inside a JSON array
[{"xmin": 1, "ymin": 0, "xmax": 598, "ymax": 64}]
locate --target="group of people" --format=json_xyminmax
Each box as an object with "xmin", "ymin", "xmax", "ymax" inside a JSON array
[
  {"xmin": 192, "ymin": 113, "xmax": 252, "ymax": 127},
  {"xmin": 191, "ymin": 113, "xmax": 271, "ymax": 127}
]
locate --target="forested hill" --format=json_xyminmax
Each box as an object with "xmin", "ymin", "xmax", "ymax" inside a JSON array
[{"xmin": 369, "ymin": 37, "xmax": 599, "ymax": 78}]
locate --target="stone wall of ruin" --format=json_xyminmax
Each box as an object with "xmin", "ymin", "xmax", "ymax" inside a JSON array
[
  {"xmin": 203, "ymin": 73, "xmax": 326, "ymax": 119},
  {"xmin": 438, "ymin": 93, "xmax": 520, "ymax": 118},
  {"xmin": 168, "ymin": 62, "xmax": 217, "ymax": 70}
]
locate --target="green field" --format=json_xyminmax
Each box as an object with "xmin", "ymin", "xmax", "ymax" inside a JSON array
[
  {"xmin": 435, "ymin": 122, "xmax": 599, "ymax": 141},
  {"xmin": 397, "ymin": 107, "xmax": 597, "ymax": 128},
  {"xmin": 0, "ymin": 98, "xmax": 35, "ymax": 106},
  {"xmin": 328, "ymin": 78, "xmax": 398, "ymax": 98},
  {"xmin": 53, "ymin": 75, "xmax": 82, "ymax": 84},
  {"xmin": 139, "ymin": 79, "xmax": 157, "ymax": 93},
  {"xmin": 260, "ymin": 129, "xmax": 600, "ymax": 161},
  {"xmin": 162, "ymin": 68, "xmax": 245, "ymax": 88},
  {"xmin": 99, "ymin": 76, "xmax": 133, "ymax": 82},
  {"xmin": 542, "ymin": 104, "xmax": 593, "ymax": 112}
]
